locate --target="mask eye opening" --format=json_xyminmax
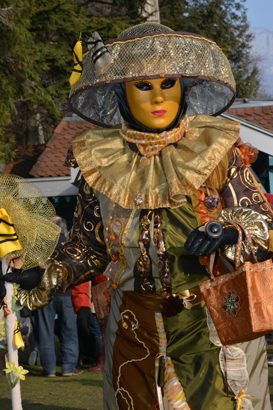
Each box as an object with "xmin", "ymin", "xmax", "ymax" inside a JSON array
[
  {"xmin": 133, "ymin": 81, "xmax": 153, "ymax": 91},
  {"xmin": 161, "ymin": 79, "xmax": 177, "ymax": 90}
]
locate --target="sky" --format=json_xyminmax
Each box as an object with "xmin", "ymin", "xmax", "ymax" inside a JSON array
[{"xmin": 245, "ymin": 0, "xmax": 273, "ymax": 31}]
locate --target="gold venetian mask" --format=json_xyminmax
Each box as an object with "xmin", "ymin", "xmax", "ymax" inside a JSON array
[{"xmin": 126, "ymin": 77, "xmax": 181, "ymax": 129}]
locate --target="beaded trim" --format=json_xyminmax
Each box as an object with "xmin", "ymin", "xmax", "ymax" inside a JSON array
[
  {"xmin": 155, "ymin": 313, "xmax": 167, "ymax": 356},
  {"xmin": 120, "ymin": 116, "xmax": 189, "ymax": 158},
  {"xmin": 136, "ymin": 210, "xmax": 172, "ymax": 295}
]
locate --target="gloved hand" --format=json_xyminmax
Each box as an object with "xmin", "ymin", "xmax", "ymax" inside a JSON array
[
  {"xmin": 3, "ymin": 267, "xmax": 42, "ymax": 291},
  {"xmin": 184, "ymin": 221, "xmax": 240, "ymax": 257},
  {"xmin": 77, "ymin": 307, "xmax": 95, "ymax": 336}
]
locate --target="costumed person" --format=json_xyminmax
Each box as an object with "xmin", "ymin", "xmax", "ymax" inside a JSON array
[
  {"xmin": 0, "ymin": 174, "xmax": 60, "ymax": 410},
  {"xmin": 3, "ymin": 23, "xmax": 273, "ymax": 410}
]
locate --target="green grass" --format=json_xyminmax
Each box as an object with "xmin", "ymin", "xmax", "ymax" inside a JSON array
[
  {"xmin": 0, "ymin": 341, "xmax": 103, "ymax": 410},
  {"xmin": 2, "ymin": 340, "xmax": 273, "ymax": 409}
]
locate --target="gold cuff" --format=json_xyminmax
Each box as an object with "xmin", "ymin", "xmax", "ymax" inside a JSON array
[
  {"xmin": 17, "ymin": 261, "xmax": 67, "ymax": 311},
  {"xmin": 218, "ymin": 207, "xmax": 269, "ymax": 264}
]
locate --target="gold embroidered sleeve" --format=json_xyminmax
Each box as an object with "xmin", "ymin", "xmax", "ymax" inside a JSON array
[
  {"xmin": 220, "ymin": 147, "xmax": 273, "ymax": 257},
  {"xmin": 218, "ymin": 207, "xmax": 269, "ymax": 263},
  {"xmin": 52, "ymin": 177, "xmax": 109, "ymax": 292},
  {"xmin": 16, "ymin": 261, "xmax": 65, "ymax": 310},
  {"xmin": 220, "ymin": 147, "xmax": 273, "ymax": 226}
]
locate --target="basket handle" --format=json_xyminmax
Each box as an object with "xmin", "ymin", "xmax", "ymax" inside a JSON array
[
  {"xmin": 209, "ymin": 221, "xmax": 258, "ymax": 278},
  {"xmin": 230, "ymin": 221, "xmax": 258, "ymax": 268}
]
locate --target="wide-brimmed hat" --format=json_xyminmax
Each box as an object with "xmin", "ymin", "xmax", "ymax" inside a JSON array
[{"xmin": 69, "ymin": 22, "xmax": 236, "ymax": 127}]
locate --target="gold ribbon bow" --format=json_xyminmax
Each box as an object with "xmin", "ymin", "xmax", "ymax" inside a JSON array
[
  {"xmin": 234, "ymin": 389, "xmax": 255, "ymax": 410},
  {"xmin": 69, "ymin": 41, "xmax": 83, "ymax": 86},
  {"xmin": 0, "ymin": 208, "xmax": 22, "ymax": 258}
]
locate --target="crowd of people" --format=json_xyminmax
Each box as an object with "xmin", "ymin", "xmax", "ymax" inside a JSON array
[{"xmin": 0, "ymin": 216, "xmax": 104, "ymax": 378}]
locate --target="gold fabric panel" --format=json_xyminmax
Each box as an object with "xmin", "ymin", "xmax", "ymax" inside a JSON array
[
  {"xmin": 17, "ymin": 261, "xmax": 65, "ymax": 311},
  {"xmin": 73, "ymin": 115, "xmax": 240, "ymax": 210},
  {"xmin": 219, "ymin": 207, "xmax": 269, "ymax": 264}
]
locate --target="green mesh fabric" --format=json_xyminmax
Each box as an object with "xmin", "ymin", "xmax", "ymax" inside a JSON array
[{"xmin": 0, "ymin": 174, "xmax": 60, "ymax": 270}]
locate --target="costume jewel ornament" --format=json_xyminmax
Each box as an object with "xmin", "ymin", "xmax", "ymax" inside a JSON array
[
  {"xmin": 222, "ymin": 290, "xmax": 240, "ymax": 317},
  {"xmin": 204, "ymin": 196, "xmax": 220, "ymax": 211},
  {"xmin": 140, "ymin": 157, "xmax": 150, "ymax": 167},
  {"xmin": 202, "ymin": 183, "xmax": 220, "ymax": 211},
  {"xmin": 134, "ymin": 194, "xmax": 143, "ymax": 205}
]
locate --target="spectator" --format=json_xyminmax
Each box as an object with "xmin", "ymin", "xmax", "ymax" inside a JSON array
[
  {"xmin": 34, "ymin": 216, "xmax": 82, "ymax": 377},
  {"xmin": 72, "ymin": 274, "xmax": 106, "ymax": 372},
  {"xmin": 18, "ymin": 307, "xmax": 40, "ymax": 365}
]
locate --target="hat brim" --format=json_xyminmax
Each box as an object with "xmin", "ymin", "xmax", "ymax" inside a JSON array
[{"xmin": 69, "ymin": 31, "xmax": 236, "ymax": 127}]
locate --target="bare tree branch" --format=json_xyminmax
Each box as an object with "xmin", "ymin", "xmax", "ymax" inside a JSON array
[{"xmin": 0, "ymin": 5, "xmax": 15, "ymax": 26}]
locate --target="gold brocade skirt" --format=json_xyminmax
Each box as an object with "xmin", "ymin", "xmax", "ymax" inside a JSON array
[{"xmin": 111, "ymin": 291, "xmax": 234, "ymax": 410}]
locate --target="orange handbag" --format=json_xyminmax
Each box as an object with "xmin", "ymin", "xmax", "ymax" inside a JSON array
[{"xmin": 199, "ymin": 222, "xmax": 273, "ymax": 345}]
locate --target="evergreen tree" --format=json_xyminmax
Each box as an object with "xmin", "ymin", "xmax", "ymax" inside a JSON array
[
  {"xmin": 0, "ymin": 0, "xmax": 45, "ymax": 162},
  {"xmin": 159, "ymin": 0, "xmax": 260, "ymax": 98},
  {"xmin": 0, "ymin": 0, "xmax": 148, "ymax": 160}
]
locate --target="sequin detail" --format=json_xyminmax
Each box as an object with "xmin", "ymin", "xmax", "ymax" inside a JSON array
[
  {"xmin": 135, "ymin": 195, "xmax": 143, "ymax": 205},
  {"xmin": 222, "ymin": 290, "xmax": 241, "ymax": 317}
]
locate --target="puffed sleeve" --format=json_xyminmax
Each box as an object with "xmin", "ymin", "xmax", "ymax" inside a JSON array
[
  {"xmin": 17, "ymin": 177, "xmax": 109, "ymax": 310},
  {"xmin": 53, "ymin": 177, "xmax": 109, "ymax": 291},
  {"xmin": 219, "ymin": 147, "xmax": 273, "ymax": 262}
]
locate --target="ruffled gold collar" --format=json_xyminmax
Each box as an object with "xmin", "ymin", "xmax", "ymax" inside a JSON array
[{"xmin": 73, "ymin": 115, "xmax": 240, "ymax": 209}]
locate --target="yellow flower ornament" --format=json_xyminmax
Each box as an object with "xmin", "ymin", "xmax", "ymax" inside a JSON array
[
  {"xmin": 15, "ymin": 365, "xmax": 29, "ymax": 381},
  {"xmin": 4, "ymin": 360, "xmax": 17, "ymax": 374}
]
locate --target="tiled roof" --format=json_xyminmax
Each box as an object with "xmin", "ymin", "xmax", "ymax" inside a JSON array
[
  {"xmin": 29, "ymin": 119, "xmax": 96, "ymax": 177},
  {"xmin": 6, "ymin": 104, "xmax": 273, "ymax": 180},
  {"xmin": 4, "ymin": 145, "xmax": 45, "ymax": 178},
  {"xmin": 227, "ymin": 105, "xmax": 273, "ymax": 132}
]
